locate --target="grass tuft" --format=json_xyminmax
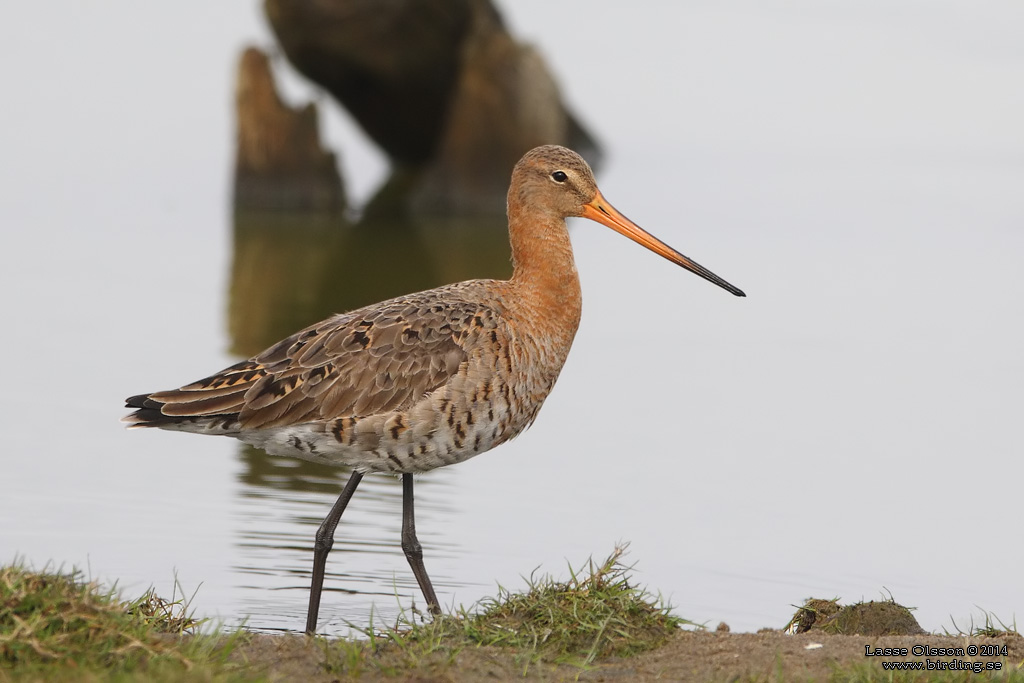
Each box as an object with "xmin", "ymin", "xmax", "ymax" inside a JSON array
[
  {"xmin": 460, "ymin": 544, "xmax": 690, "ymax": 662},
  {"xmin": 0, "ymin": 560, "xmax": 250, "ymax": 682},
  {"xmin": 946, "ymin": 610, "xmax": 1020, "ymax": 638},
  {"xmin": 322, "ymin": 544, "xmax": 694, "ymax": 675}
]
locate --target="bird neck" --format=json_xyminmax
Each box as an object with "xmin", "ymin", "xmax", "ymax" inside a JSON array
[{"xmin": 506, "ymin": 204, "xmax": 583, "ymax": 336}]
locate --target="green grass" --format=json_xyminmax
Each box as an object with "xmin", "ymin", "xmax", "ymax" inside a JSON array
[
  {"xmin": 0, "ymin": 561, "xmax": 253, "ymax": 682},
  {"xmin": 946, "ymin": 610, "xmax": 1020, "ymax": 639},
  {"xmin": 460, "ymin": 545, "xmax": 692, "ymax": 660},
  {"xmin": 3, "ymin": 548, "xmax": 685, "ymax": 681},
  {"xmin": 322, "ymin": 544, "xmax": 693, "ymax": 676},
  {"xmin": 6, "ymin": 553, "xmax": 1020, "ymax": 682}
]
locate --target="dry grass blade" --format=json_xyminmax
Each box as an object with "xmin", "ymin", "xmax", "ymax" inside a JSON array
[{"xmin": 125, "ymin": 584, "xmax": 202, "ymax": 635}]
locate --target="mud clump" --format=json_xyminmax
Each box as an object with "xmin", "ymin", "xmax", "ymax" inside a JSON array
[{"xmin": 787, "ymin": 597, "xmax": 925, "ymax": 636}]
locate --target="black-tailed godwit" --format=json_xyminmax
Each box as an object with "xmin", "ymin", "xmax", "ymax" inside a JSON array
[{"xmin": 125, "ymin": 145, "xmax": 745, "ymax": 634}]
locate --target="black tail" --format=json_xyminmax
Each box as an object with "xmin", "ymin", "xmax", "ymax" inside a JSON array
[{"xmin": 123, "ymin": 393, "xmax": 175, "ymax": 427}]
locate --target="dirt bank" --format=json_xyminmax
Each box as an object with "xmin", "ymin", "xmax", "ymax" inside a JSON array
[{"xmin": 233, "ymin": 629, "xmax": 1024, "ymax": 681}]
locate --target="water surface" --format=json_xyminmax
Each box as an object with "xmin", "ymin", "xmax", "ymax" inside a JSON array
[{"xmin": 1, "ymin": 1, "xmax": 1021, "ymax": 635}]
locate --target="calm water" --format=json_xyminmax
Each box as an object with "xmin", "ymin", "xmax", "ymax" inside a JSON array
[{"xmin": 1, "ymin": 2, "xmax": 1022, "ymax": 635}]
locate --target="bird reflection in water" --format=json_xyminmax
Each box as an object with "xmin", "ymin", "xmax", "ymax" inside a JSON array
[{"xmin": 226, "ymin": 207, "xmax": 512, "ymax": 627}]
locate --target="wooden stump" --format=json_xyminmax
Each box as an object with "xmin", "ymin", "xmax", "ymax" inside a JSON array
[{"xmin": 234, "ymin": 46, "xmax": 346, "ymax": 213}]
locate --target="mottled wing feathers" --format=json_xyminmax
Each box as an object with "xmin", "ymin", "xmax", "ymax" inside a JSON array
[{"xmin": 127, "ymin": 286, "xmax": 500, "ymax": 431}]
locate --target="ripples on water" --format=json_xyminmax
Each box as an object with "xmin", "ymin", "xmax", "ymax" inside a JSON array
[
  {"xmin": 229, "ymin": 448, "xmax": 457, "ymax": 632},
  {"xmin": 221, "ymin": 213, "xmax": 510, "ymax": 633}
]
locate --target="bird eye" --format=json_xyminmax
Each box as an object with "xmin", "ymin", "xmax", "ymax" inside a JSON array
[{"xmin": 551, "ymin": 171, "xmax": 568, "ymax": 183}]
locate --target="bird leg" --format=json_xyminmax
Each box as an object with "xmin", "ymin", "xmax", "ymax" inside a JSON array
[
  {"xmin": 305, "ymin": 469, "xmax": 363, "ymax": 635},
  {"xmin": 401, "ymin": 473, "xmax": 441, "ymax": 616}
]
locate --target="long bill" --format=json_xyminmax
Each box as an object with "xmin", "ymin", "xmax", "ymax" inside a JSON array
[{"xmin": 580, "ymin": 190, "xmax": 746, "ymax": 297}]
